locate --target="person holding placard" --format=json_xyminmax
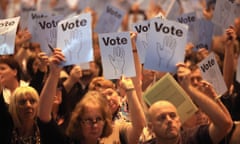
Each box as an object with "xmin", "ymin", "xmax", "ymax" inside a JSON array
[
  {"xmin": 143, "ymin": 63, "xmax": 232, "ymax": 144},
  {"xmin": 37, "ymin": 48, "xmax": 145, "ymax": 144}
]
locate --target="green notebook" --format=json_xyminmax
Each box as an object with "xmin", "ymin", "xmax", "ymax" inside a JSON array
[{"xmin": 143, "ymin": 73, "xmax": 198, "ymax": 123}]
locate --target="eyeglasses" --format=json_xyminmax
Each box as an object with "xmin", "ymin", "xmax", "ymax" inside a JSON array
[
  {"xmin": 18, "ymin": 98, "xmax": 37, "ymax": 106},
  {"xmin": 81, "ymin": 117, "xmax": 104, "ymax": 126}
]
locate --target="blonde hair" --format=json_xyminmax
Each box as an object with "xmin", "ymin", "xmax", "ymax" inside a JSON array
[
  {"xmin": 66, "ymin": 90, "xmax": 112, "ymax": 140},
  {"xmin": 8, "ymin": 86, "xmax": 39, "ymax": 128}
]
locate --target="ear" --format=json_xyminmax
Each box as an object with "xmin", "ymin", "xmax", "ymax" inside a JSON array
[
  {"xmin": 147, "ymin": 122, "xmax": 153, "ymax": 131},
  {"xmin": 13, "ymin": 69, "xmax": 18, "ymax": 78}
]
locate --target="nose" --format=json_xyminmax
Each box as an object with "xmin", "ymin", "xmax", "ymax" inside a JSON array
[{"xmin": 25, "ymin": 100, "xmax": 32, "ymax": 107}]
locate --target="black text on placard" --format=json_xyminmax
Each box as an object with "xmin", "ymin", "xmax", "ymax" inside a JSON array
[
  {"xmin": 134, "ymin": 23, "xmax": 150, "ymax": 33},
  {"xmin": 31, "ymin": 13, "xmax": 48, "ymax": 19},
  {"xmin": 154, "ymin": 22, "xmax": 183, "ymax": 37},
  {"xmin": 200, "ymin": 59, "xmax": 215, "ymax": 72},
  {"xmin": 177, "ymin": 16, "xmax": 195, "ymax": 24},
  {"xmin": 106, "ymin": 6, "xmax": 122, "ymax": 19},
  {"xmin": 39, "ymin": 20, "xmax": 60, "ymax": 29},
  {"xmin": 61, "ymin": 19, "xmax": 87, "ymax": 31},
  {"xmin": 102, "ymin": 36, "xmax": 127, "ymax": 46},
  {"xmin": 0, "ymin": 21, "xmax": 15, "ymax": 27}
]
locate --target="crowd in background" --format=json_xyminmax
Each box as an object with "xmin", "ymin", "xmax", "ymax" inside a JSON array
[{"xmin": 0, "ymin": 0, "xmax": 240, "ymax": 144}]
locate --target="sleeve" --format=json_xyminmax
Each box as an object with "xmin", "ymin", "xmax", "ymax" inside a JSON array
[
  {"xmin": 183, "ymin": 124, "xmax": 213, "ymax": 144},
  {"xmin": 37, "ymin": 118, "xmax": 70, "ymax": 144},
  {"xmin": 0, "ymin": 92, "xmax": 13, "ymax": 144},
  {"xmin": 117, "ymin": 121, "xmax": 131, "ymax": 144}
]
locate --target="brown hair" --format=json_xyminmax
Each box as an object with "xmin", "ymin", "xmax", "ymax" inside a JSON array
[
  {"xmin": 88, "ymin": 76, "xmax": 115, "ymax": 91},
  {"xmin": 66, "ymin": 90, "xmax": 112, "ymax": 140}
]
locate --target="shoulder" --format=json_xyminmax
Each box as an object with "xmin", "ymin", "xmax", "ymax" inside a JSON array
[
  {"xmin": 142, "ymin": 138, "xmax": 157, "ymax": 144},
  {"xmin": 181, "ymin": 125, "xmax": 212, "ymax": 144}
]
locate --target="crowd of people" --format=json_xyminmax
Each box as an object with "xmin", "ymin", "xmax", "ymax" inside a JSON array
[{"xmin": 1, "ymin": 0, "xmax": 240, "ymax": 144}]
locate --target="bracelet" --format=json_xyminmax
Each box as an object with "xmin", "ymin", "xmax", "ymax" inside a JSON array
[
  {"xmin": 125, "ymin": 88, "xmax": 135, "ymax": 92},
  {"xmin": 214, "ymin": 95, "xmax": 221, "ymax": 102}
]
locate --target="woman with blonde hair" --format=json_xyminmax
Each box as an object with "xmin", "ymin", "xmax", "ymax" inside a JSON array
[{"xmin": 0, "ymin": 86, "xmax": 40, "ymax": 144}]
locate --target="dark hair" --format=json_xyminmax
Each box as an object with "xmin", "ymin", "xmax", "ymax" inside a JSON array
[
  {"xmin": 26, "ymin": 55, "xmax": 37, "ymax": 78},
  {"xmin": 0, "ymin": 56, "xmax": 22, "ymax": 81}
]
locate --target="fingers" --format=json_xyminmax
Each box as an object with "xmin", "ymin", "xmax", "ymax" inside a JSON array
[{"xmin": 49, "ymin": 48, "xmax": 66, "ymax": 64}]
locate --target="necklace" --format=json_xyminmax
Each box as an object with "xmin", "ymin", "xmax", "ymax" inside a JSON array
[{"xmin": 11, "ymin": 122, "xmax": 40, "ymax": 144}]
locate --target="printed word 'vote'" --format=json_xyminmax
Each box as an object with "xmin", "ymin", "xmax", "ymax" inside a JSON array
[
  {"xmin": 61, "ymin": 19, "xmax": 87, "ymax": 31},
  {"xmin": 106, "ymin": 6, "xmax": 122, "ymax": 19},
  {"xmin": 102, "ymin": 36, "xmax": 128, "ymax": 46},
  {"xmin": 0, "ymin": 21, "xmax": 15, "ymax": 27},
  {"xmin": 39, "ymin": 20, "xmax": 59, "ymax": 29},
  {"xmin": 155, "ymin": 22, "xmax": 183, "ymax": 37},
  {"xmin": 200, "ymin": 59, "xmax": 215, "ymax": 73},
  {"xmin": 178, "ymin": 16, "xmax": 195, "ymax": 24},
  {"xmin": 134, "ymin": 23, "xmax": 150, "ymax": 33}
]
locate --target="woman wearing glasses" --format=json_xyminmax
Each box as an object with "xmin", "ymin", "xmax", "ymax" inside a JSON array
[{"xmin": 37, "ymin": 48, "xmax": 145, "ymax": 144}]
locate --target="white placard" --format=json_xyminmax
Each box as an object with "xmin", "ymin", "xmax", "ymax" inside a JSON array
[
  {"xmin": 131, "ymin": 20, "xmax": 150, "ymax": 64},
  {"xmin": 198, "ymin": 52, "xmax": 227, "ymax": 96},
  {"xmin": 144, "ymin": 18, "xmax": 188, "ymax": 73},
  {"xmin": 95, "ymin": 3, "xmax": 125, "ymax": 33},
  {"xmin": 212, "ymin": 0, "xmax": 240, "ymax": 29},
  {"xmin": 166, "ymin": 0, "xmax": 182, "ymax": 21},
  {"xmin": 19, "ymin": 3, "xmax": 36, "ymax": 29},
  {"xmin": 177, "ymin": 11, "xmax": 197, "ymax": 44},
  {"xmin": 98, "ymin": 32, "xmax": 136, "ymax": 79},
  {"xmin": 57, "ymin": 13, "xmax": 93, "ymax": 66},
  {"xmin": 36, "ymin": 15, "xmax": 63, "ymax": 56},
  {"xmin": 0, "ymin": 17, "xmax": 20, "ymax": 55},
  {"xmin": 28, "ymin": 11, "xmax": 56, "ymax": 43},
  {"xmin": 193, "ymin": 18, "xmax": 213, "ymax": 51}
]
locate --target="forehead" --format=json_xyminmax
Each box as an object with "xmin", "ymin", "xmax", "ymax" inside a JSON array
[
  {"xmin": 16, "ymin": 92, "xmax": 36, "ymax": 100},
  {"xmin": 191, "ymin": 68, "xmax": 201, "ymax": 77},
  {"xmin": 150, "ymin": 102, "xmax": 178, "ymax": 116},
  {"xmin": 82, "ymin": 104, "xmax": 103, "ymax": 117},
  {"xmin": 0, "ymin": 63, "xmax": 11, "ymax": 68}
]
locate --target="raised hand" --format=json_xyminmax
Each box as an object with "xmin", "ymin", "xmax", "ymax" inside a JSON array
[{"xmin": 108, "ymin": 46, "xmax": 125, "ymax": 75}]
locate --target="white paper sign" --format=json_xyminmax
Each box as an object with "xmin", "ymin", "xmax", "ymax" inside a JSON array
[
  {"xmin": 181, "ymin": 0, "xmax": 203, "ymax": 18},
  {"xmin": 19, "ymin": 3, "xmax": 36, "ymax": 29},
  {"xmin": 131, "ymin": 20, "xmax": 151, "ymax": 64},
  {"xmin": 28, "ymin": 11, "xmax": 56, "ymax": 43},
  {"xmin": 212, "ymin": 0, "xmax": 240, "ymax": 29},
  {"xmin": 198, "ymin": 52, "xmax": 227, "ymax": 96},
  {"xmin": 98, "ymin": 32, "xmax": 136, "ymax": 79},
  {"xmin": 193, "ymin": 18, "xmax": 213, "ymax": 51},
  {"xmin": 166, "ymin": 0, "xmax": 182, "ymax": 21},
  {"xmin": 57, "ymin": 13, "xmax": 93, "ymax": 66},
  {"xmin": 0, "ymin": 17, "xmax": 20, "ymax": 55},
  {"xmin": 144, "ymin": 18, "xmax": 188, "ymax": 73},
  {"xmin": 36, "ymin": 15, "xmax": 63, "ymax": 56},
  {"xmin": 177, "ymin": 12, "xmax": 197, "ymax": 44},
  {"xmin": 95, "ymin": 3, "xmax": 125, "ymax": 34}
]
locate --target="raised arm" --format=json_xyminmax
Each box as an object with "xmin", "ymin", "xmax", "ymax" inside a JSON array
[
  {"xmin": 119, "ymin": 76, "xmax": 145, "ymax": 144},
  {"xmin": 223, "ymin": 27, "xmax": 237, "ymax": 93},
  {"xmin": 176, "ymin": 63, "xmax": 233, "ymax": 144},
  {"xmin": 38, "ymin": 48, "xmax": 65, "ymax": 122}
]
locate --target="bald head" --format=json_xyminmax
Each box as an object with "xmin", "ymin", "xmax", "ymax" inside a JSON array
[{"xmin": 147, "ymin": 100, "xmax": 178, "ymax": 121}]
